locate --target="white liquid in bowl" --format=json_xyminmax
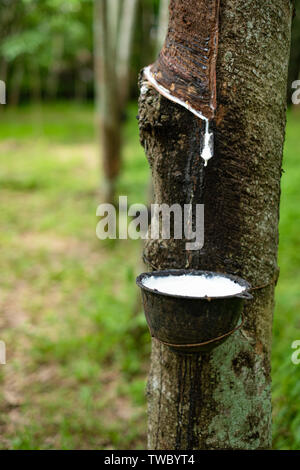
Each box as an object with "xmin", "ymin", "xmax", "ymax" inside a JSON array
[{"xmin": 142, "ymin": 274, "xmax": 245, "ymax": 298}]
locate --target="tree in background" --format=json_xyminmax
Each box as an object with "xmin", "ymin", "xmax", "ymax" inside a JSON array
[
  {"xmin": 94, "ymin": 0, "xmax": 138, "ymax": 204},
  {"xmin": 94, "ymin": 0, "xmax": 169, "ymax": 204},
  {"xmin": 155, "ymin": 0, "xmax": 169, "ymax": 55},
  {"xmin": 139, "ymin": 0, "xmax": 293, "ymax": 449}
]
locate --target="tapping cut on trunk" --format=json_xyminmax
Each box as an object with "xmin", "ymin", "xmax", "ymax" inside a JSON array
[{"xmin": 144, "ymin": 0, "xmax": 220, "ymax": 121}]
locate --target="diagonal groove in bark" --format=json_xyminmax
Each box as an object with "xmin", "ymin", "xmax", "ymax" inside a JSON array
[{"xmin": 148, "ymin": 0, "xmax": 220, "ymax": 120}]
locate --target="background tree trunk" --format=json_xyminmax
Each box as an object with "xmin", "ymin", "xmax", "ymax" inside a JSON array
[
  {"xmin": 46, "ymin": 35, "xmax": 64, "ymax": 100},
  {"xmin": 29, "ymin": 60, "xmax": 42, "ymax": 103},
  {"xmin": 94, "ymin": 0, "xmax": 138, "ymax": 204},
  {"xmin": 117, "ymin": 0, "xmax": 139, "ymax": 108},
  {"xmin": 9, "ymin": 60, "xmax": 24, "ymax": 106},
  {"xmin": 139, "ymin": 0, "xmax": 293, "ymax": 450},
  {"xmin": 94, "ymin": 0, "xmax": 120, "ymax": 203},
  {"xmin": 156, "ymin": 0, "xmax": 169, "ymax": 54}
]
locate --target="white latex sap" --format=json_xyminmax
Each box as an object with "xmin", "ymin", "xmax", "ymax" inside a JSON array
[
  {"xmin": 143, "ymin": 65, "xmax": 214, "ymax": 167},
  {"xmin": 142, "ymin": 274, "xmax": 245, "ymax": 298}
]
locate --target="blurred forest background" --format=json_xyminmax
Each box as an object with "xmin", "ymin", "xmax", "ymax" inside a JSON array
[{"xmin": 0, "ymin": 0, "xmax": 299, "ymax": 450}]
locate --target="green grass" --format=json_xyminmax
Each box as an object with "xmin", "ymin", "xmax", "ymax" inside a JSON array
[
  {"xmin": 0, "ymin": 102, "xmax": 150, "ymax": 450},
  {"xmin": 272, "ymin": 109, "xmax": 300, "ymax": 450},
  {"xmin": 0, "ymin": 102, "xmax": 299, "ymax": 449}
]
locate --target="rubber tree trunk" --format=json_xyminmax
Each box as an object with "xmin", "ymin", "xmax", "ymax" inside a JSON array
[{"xmin": 139, "ymin": 0, "xmax": 293, "ymax": 450}]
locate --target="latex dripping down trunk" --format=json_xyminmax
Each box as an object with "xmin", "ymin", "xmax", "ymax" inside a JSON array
[{"xmin": 143, "ymin": 0, "xmax": 220, "ymax": 166}]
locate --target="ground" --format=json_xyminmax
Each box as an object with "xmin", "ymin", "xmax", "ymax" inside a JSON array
[{"xmin": 0, "ymin": 102, "xmax": 299, "ymax": 449}]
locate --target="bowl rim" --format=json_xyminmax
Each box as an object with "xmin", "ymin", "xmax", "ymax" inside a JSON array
[{"xmin": 136, "ymin": 269, "xmax": 252, "ymax": 301}]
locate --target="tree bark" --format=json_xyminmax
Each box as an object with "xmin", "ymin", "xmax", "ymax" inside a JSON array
[{"xmin": 139, "ymin": 0, "xmax": 293, "ymax": 450}]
